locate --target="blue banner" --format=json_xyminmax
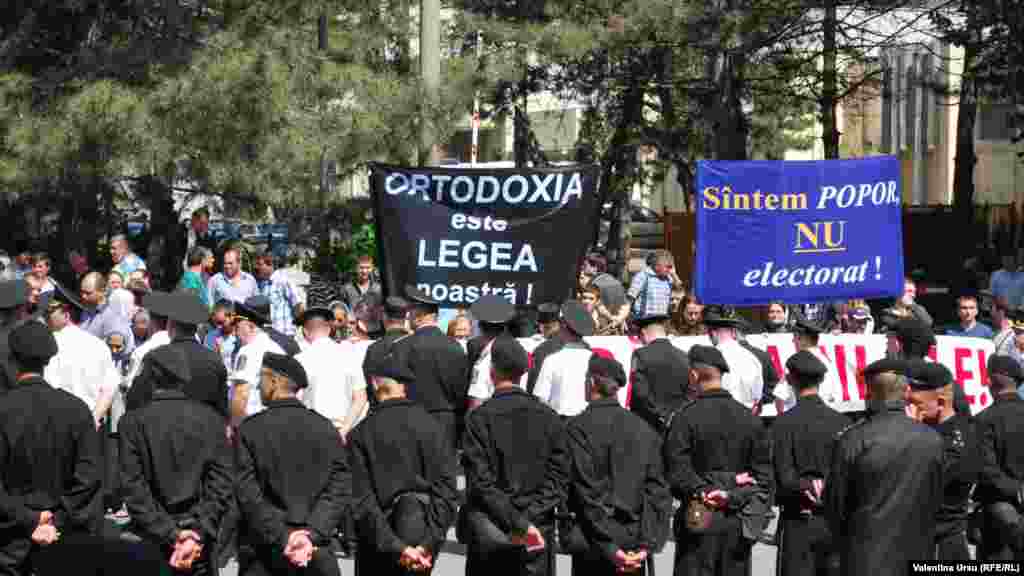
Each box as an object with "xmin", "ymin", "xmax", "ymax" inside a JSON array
[{"xmin": 694, "ymin": 157, "xmax": 904, "ymax": 306}]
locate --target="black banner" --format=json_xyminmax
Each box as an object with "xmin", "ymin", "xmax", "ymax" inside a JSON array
[{"xmin": 369, "ymin": 163, "xmax": 601, "ymax": 308}]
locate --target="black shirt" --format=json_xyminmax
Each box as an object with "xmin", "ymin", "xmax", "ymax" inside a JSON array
[
  {"xmin": 934, "ymin": 412, "xmax": 981, "ymax": 539},
  {"xmin": 826, "ymin": 400, "xmax": 944, "ymax": 576},
  {"xmin": 567, "ymin": 398, "xmax": 671, "ymax": 561},
  {"xmin": 348, "ymin": 398, "xmax": 458, "ymax": 555},
  {"xmin": 0, "ymin": 376, "xmax": 101, "ymax": 536},
  {"xmin": 236, "ymin": 398, "xmax": 350, "ymax": 548},
  {"xmin": 462, "ymin": 388, "xmax": 569, "ymax": 533},
  {"xmin": 630, "ymin": 338, "xmax": 691, "ymax": 434},
  {"xmin": 118, "ymin": 390, "xmax": 233, "ymax": 545},
  {"xmin": 771, "ymin": 394, "xmax": 850, "ymax": 516},
  {"xmin": 664, "ymin": 389, "xmax": 773, "ymax": 503}
]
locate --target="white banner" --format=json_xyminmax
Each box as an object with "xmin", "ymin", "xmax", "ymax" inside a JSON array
[{"xmin": 517, "ymin": 334, "xmax": 996, "ymax": 415}]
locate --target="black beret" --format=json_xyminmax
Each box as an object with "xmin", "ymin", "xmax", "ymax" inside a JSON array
[
  {"xmin": 244, "ymin": 296, "xmax": 272, "ymax": 321},
  {"xmin": 988, "ymin": 355, "xmax": 1024, "ymax": 382},
  {"xmin": 9, "ymin": 322, "xmax": 57, "ymax": 365},
  {"xmin": 792, "ymin": 318, "xmax": 824, "ymax": 336},
  {"xmin": 906, "ymin": 360, "xmax": 952, "ymax": 391},
  {"xmin": 147, "ymin": 345, "xmax": 191, "ymax": 386},
  {"xmin": 48, "ymin": 281, "xmax": 87, "ymax": 312},
  {"xmin": 862, "ymin": 358, "xmax": 908, "ymax": 378},
  {"xmin": 471, "ymin": 294, "xmax": 516, "ymax": 325},
  {"xmin": 262, "ymin": 352, "xmax": 309, "ymax": 390},
  {"xmin": 490, "ymin": 336, "xmax": 529, "ymax": 377},
  {"xmin": 161, "ymin": 292, "xmax": 211, "ymax": 325},
  {"xmin": 365, "ymin": 354, "xmax": 416, "ymax": 384},
  {"xmin": 785, "ymin": 350, "xmax": 828, "ymax": 378},
  {"xmin": 404, "ymin": 285, "xmax": 441, "ymax": 309},
  {"xmin": 384, "ymin": 297, "xmax": 409, "ymax": 317},
  {"xmin": 536, "ymin": 303, "xmax": 560, "ymax": 324},
  {"xmin": 635, "ymin": 314, "xmax": 670, "ymax": 328},
  {"xmin": 561, "ymin": 300, "xmax": 595, "ymax": 337},
  {"xmin": 688, "ymin": 344, "xmax": 730, "ymax": 373},
  {"xmin": 0, "ymin": 280, "xmax": 28, "ymax": 310},
  {"xmin": 587, "ymin": 354, "xmax": 627, "ymax": 387}
]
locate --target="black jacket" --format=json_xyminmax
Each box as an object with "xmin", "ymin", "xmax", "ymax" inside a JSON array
[
  {"xmin": 567, "ymin": 398, "xmax": 671, "ymax": 561},
  {"xmin": 118, "ymin": 390, "xmax": 233, "ymax": 546},
  {"xmin": 975, "ymin": 394, "xmax": 1024, "ymax": 506},
  {"xmin": 128, "ymin": 337, "xmax": 229, "ymax": 418},
  {"xmin": 0, "ymin": 326, "xmax": 13, "ymax": 395},
  {"xmin": 630, "ymin": 338, "xmax": 691, "ymax": 434},
  {"xmin": 664, "ymin": 389, "xmax": 773, "ymax": 506},
  {"xmin": 461, "ymin": 388, "xmax": 569, "ymax": 534},
  {"xmin": 825, "ymin": 400, "xmax": 945, "ymax": 576},
  {"xmin": 236, "ymin": 398, "xmax": 350, "ymax": 549},
  {"xmin": 935, "ymin": 412, "xmax": 981, "ymax": 539},
  {"xmin": 0, "ymin": 377, "xmax": 101, "ymax": 546},
  {"xmin": 391, "ymin": 326, "xmax": 468, "ymax": 413},
  {"xmin": 772, "ymin": 394, "xmax": 850, "ymax": 516},
  {"xmin": 348, "ymin": 398, "xmax": 458, "ymax": 556}
]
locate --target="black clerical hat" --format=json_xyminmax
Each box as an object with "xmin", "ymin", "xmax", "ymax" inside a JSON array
[
  {"xmin": 988, "ymin": 355, "xmax": 1024, "ymax": 383},
  {"xmin": 9, "ymin": 322, "xmax": 57, "ymax": 366},
  {"xmin": 235, "ymin": 297, "xmax": 270, "ymax": 325},
  {"xmin": 785, "ymin": 350, "xmax": 827, "ymax": 379},
  {"xmin": 161, "ymin": 292, "xmax": 211, "ymax": 326},
  {"xmin": 365, "ymin": 354, "xmax": 416, "ymax": 384},
  {"xmin": 587, "ymin": 355, "xmax": 627, "ymax": 387},
  {"xmin": 703, "ymin": 305, "xmax": 747, "ymax": 330},
  {"xmin": 384, "ymin": 297, "xmax": 409, "ymax": 318},
  {"xmin": 688, "ymin": 344, "xmax": 729, "ymax": 373},
  {"xmin": 862, "ymin": 358, "xmax": 907, "ymax": 378},
  {"xmin": 536, "ymin": 303, "xmax": 560, "ymax": 324},
  {"xmin": 635, "ymin": 314, "xmax": 670, "ymax": 329},
  {"xmin": 905, "ymin": 360, "xmax": 952, "ymax": 392},
  {"xmin": 792, "ymin": 318, "xmax": 825, "ymax": 336},
  {"xmin": 471, "ymin": 294, "xmax": 516, "ymax": 325},
  {"xmin": 491, "ymin": 337, "xmax": 529, "ymax": 377},
  {"xmin": 404, "ymin": 285, "xmax": 441, "ymax": 310},
  {"xmin": 262, "ymin": 352, "xmax": 309, "ymax": 390}
]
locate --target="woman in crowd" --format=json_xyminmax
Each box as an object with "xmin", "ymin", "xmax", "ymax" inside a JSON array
[
  {"xmin": 762, "ymin": 301, "xmax": 791, "ymax": 333},
  {"xmin": 671, "ymin": 294, "xmax": 707, "ymax": 336}
]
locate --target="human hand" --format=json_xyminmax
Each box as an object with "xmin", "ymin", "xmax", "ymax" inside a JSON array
[
  {"xmin": 703, "ymin": 489, "xmax": 729, "ymax": 509},
  {"xmin": 735, "ymin": 472, "xmax": 755, "ymax": 487},
  {"xmin": 510, "ymin": 524, "xmax": 546, "ymax": 552},
  {"xmin": 31, "ymin": 524, "xmax": 59, "ymax": 546},
  {"xmin": 169, "ymin": 530, "xmax": 203, "ymax": 570},
  {"xmin": 399, "ymin": 546, "xmax": 433, "ymax": 572},
  {"xmin": 284, "ymin": 530, "xmax": 315, "ymax": 568}
]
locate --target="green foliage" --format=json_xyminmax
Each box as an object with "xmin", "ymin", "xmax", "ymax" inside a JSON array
[{"xmin": 334, "ymin": 222, "xmax": 378, "ymax": 280}]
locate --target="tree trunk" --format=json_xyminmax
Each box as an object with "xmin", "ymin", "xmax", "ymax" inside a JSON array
[
  {"xmin": 822, "ymin": 0, "xmax": 840, "ymax": 159},
  {"xmin": 144, "ymin": 175, "xmax": 176, "ymax": 289},
  {"xmin": 953, "ymin": 9, "xmax": 978, "ymax": 238}
]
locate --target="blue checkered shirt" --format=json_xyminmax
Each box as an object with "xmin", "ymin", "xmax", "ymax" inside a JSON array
[
  {"xmin": 628, "ymin": 266, "xmax": 673, "ymax": 318},
  {"xmin": 256, "ymin": 270, "xmax": 300, "ymax": 336}
]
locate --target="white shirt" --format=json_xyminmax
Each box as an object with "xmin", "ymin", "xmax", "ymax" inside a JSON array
[
  {"xmin": 532, "ymin": 343, "xmax": 593, "ymax": 417},
  {"xmin": 298, "ymin": 337, "xmax": 370, "ymax": 423},
  {"xmin": 44, "ymin": 324, "xmax": 120, "ymax": 414},
  {"xmin": 772, "ymin": 347, "xmax": 843, "ymax": 412},
  {"xmin": 467, "ymin": 339, "xmax": 528, "ymax": 401},
  {"xmin": 716, "ymin": 339, "xmax": 764, "ymax": 410},
  {"xmin": 230, "ymin": 331, "xmax": 285, "ymax": 417}
]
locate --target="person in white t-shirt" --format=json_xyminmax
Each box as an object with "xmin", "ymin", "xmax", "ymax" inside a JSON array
[
  {"xmin": 228, "ymin": 300, "xmax": 284, "ymax": 427},
  {"xmin": 466, "ymin": 294, "xmax": 524, "ymax": 409},
  {"xmin": 773, "ymin": 319, "xmax": 843, "ymax": 414},
  {"xmin": 533, "ymin": 300, "xmax": 596, "ymax": 418},
  {"xmin": 703, "ymin": 306, "xmax": 764, "ymax": 411},
  {"xmin": 296, "ymin": 303, "xmax": 369, "ymax": 441},
  {"xmin": 43, "ymin": 282, "xmax": 119, "ymax": 430}
]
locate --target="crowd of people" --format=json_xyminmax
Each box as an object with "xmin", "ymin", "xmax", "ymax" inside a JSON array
[{"xmin": 2, "ymin": 218, "xmax": 1024, "ymax": 576}]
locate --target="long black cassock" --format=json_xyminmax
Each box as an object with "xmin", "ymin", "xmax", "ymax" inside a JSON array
[
  {"xmin": 974, "ymin": 394, "xmax": 1024, "ymax": 560},
  {"xmin": 460, "ymin": 387, "xmax": 569, "ymax": 576},
  {"xmin": 664, "ymin": 389, "xmax": 772, "ymax": 576},
  {"xmin": 772, "ymin": 394, "xmax": 849, "ymax": 576},
  {"xmin": 348, "ymin": 398, "xmax": 458, "ymax": 576},
  {"xmin": 0, "ymin": 377, "xmax": 106, "ymax": 576},
  {"xmin": 235, "ymin": 398, "xmax": 350, "ymax": 576},
  {"xmin": 933, "ymin": 412, "xmax": 981, "ymax": 561},
  {"xmin": 629, "ymin": 338, "xmax": 691, "ymax": 434},
  {"xmin": 825, "ymin": 400, "xmax": 944, "ymax": 576},
  {"xmin": 566, "ymin": 398, "xmax": 671, "ymax": 576},
  {"xmin": 119, "ymin": 390, "xmax": 233, "ymax": 575}
]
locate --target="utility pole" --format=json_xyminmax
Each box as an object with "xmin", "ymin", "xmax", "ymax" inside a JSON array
[
  {"xmin": 419, "ymin": 0, "xmax": 441, "ymax": 166},
  {"xmin": 822, "ymin": 0, "xmax": 840, "ymax": 159}
]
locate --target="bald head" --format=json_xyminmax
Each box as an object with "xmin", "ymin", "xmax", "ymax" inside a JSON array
[
  {"xmin": 869, "ymin": 371, "xmax": 907, "ymax": 402},
  {"xmin": 80, "ymin": 272, "xmax": 107, "ymax": 307}
]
